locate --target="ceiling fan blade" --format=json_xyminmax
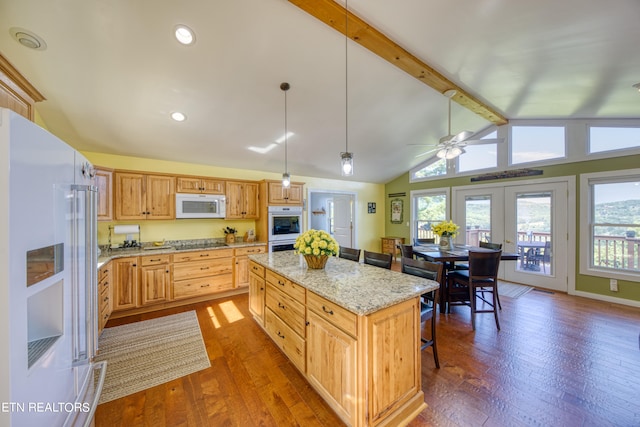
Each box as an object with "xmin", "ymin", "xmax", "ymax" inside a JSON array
[
  {"xmin": 450, "ymin": 130, "xmax": 474, "ymax": 143},
  {"xmin": 463, "ymin": 138, "xmax": 504, "ymax": 146},
  {"xmin": 415, "ymin": 147, "xmax": 439, "ymax": 158}
]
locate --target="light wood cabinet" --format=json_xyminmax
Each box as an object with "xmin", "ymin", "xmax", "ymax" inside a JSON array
[
  {"xmin": 114, "ymin": 172, "xmax": 175, "ymax": 220},
  {"xmin": 263, "ymin": 270, "xmax": 307, "ymax": 373},
  {"xmin": 95, "ymin": 167, "xmax": 113, "ymax": 221},
  {"xmin": 234, "ymin": 245, "xmax": 267, "ymax": 288},
  {"xmin": 172, "ymin": 248, "xmax": 234, "ymax": 300},
  {"xmin": 381, "ymin": 236, "xmax": 404, "ymax": 261},
  {"xmin": 266, "ymin": 181, "xmax": 304, "ymax": 205},
  {"xmin": 98, "ymin": 262, "xmax": 112, "ymax": 335},
  {"xmin": 225, "ymin": 181, "xmax": 259, "ymax": 219},
  {"xmin": 176, "ymin": 176, "xmax": 225, "ymax": 194},
  {"xmin": 0, "ymin": 53, "xmax": 44, "ymax": 121},
  {"xmin": 251, "ymin": 263, "xmax": 425, "ymax": 427},
  {"xmin": 139, "ymin": 255, "xmax": 171, "ymax": 306},
  {"xmin": 248, "ymin": 261, "xmax": 266, "ymax": 324},
  {"xmin": 112, "ymin": 257, "xmax": 139, "ymax": 311}
]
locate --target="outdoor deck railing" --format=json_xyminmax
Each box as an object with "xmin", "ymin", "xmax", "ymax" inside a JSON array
[{"xmin": 416, "ymin": 222, "xmax": 640, "ymax": 271}]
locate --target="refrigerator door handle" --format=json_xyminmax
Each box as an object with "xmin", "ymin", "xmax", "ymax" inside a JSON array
[{"xmin": 71, "ymin": 184, "xmax": 98, "ymax": 364}]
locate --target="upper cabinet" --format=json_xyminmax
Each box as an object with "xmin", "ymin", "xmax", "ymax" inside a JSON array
[
  {"xmin": 176, "ymin": 176, "xmax": 225, "ymax": 194},
  {"xmin": 95, "ymin": 167, "xmax": 113, "ymax": 221},
  {"xmin": 226, "ymin": 181, "xmax": 259, "ymax": 219},
  {"xmin": 0, "ymin": 53, "xmax": 45, "ymax": 121},
  {"xmin": 266, "ymin": 180, "xmax": 304, "ymax": 205},
  {"xmin": 114, "ymin": 172, "xmax": 175, "ymax": 220}
]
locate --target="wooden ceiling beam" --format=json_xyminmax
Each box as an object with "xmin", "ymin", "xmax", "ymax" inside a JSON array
[{"xmin": 288, "ymin": 0, "xmax": 508, "ymax": 126}]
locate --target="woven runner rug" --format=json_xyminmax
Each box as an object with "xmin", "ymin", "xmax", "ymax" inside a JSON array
[
  {"xmin": 95, "ymin": 310, "xmax": 210, "ymax": 404},
  {"xmin": 498, "ymin": 281, "xmax": 534, "ymax": 299}
]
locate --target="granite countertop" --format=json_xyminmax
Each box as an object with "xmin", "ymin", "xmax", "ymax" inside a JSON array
[
  {"xmin": 248, "ymin": 251, "xmax": 439, "ymax": 316},
  {"xmin": 97, "ymin": 240, "xmax": 267, "ymax": 268}
]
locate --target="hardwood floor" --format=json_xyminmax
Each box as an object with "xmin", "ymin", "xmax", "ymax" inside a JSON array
[{"xmin": 95, "ymin": 285, "xmax": 640, "ymax": 427}]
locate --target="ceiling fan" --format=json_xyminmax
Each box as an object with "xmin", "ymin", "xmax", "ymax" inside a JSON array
[{"xmin": 413, "ymin": 90, "xmax": 503, "ymax": 159}]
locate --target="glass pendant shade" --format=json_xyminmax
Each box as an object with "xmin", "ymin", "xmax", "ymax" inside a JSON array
[
  {"xmin": 282, "ymin": 172, "xmax": 291, "ymax": 187},
  {"xmin": 341, "ymin": 152, "xmax": 354, "ymax": 176},
  {"xmin": 436, "ymin": 146, "xmax": 463, "ymax": 159}
]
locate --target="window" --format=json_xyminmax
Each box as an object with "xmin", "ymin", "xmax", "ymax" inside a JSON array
[
  {"xmin": 589, "ymin": 126, "xmax": 640, "ymax": 154},
  {"xmin": 410, "ymin": 157, "xmax": 446, "ymax": 181},
  {"xmin": 580, "ymin": 170, "xmax": 640, "ymax": 281},
  {"xmin": 458, "ymin": 131, "xmax": 499, "ymax": 173},
  {"xmin": 511, "ymin": 126, "xmax": 565, "ymax": 165},
  {"xmin": 411, "ymin": 188, "xmax": 450, "ymax": 243}
]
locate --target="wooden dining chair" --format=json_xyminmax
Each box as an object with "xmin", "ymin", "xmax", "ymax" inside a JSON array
[
  {"xmin": 447, "ymin": 249, "xmax": 502, "ymax": 330},
  {"xmin": 399, "ymin": 244, "xmax": 415, "ymax": 259},
  {"xmin": 414, "ymin": 238, "xmax": 435, "ymax": 246},
  {"xmin": 454, "ymin": 241, "xmax": 503, "ymax": 308},
  {"xmin": 401, "ymin": 257, "xmax": 443, "ymax": 368},
  {"xmin": 339, "ymin": 246, "xmax": 361, "ymax": 262},
  {"xmin": 363, "ymin": 250, "xmax": 392, "ymax": 269}
]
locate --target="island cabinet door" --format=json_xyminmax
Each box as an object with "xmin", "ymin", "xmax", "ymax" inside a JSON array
[
  {"xmin": 306, "ymin": 309, "xmax": 357, "ymax": 426},
  {"xmin": 248, "ymin": 268, "xmax": 266, "ymax": 323}
]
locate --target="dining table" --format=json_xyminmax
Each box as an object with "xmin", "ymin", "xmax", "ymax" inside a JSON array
[
  {"xmin": 516, "ymin": 240, "xmax": 548, "ymax": 270},
  {"xmin": 413, "ymin": 244, "xmax": 520, "ymax": 313}
]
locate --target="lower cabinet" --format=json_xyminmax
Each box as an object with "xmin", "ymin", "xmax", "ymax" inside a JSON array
[
  {"xmin": 248, "ymin": 261, "xmax": 266, "ymax": 324},
  {"xmin": 140, "ymin": 255, "xmax": 171, "ymax": 306},
  {"xmin": 252, "ymin": 265, "xmax": 423, "ymax": 427},
  {"xmin": 98, "ymin": 261, "xmax": 112, "ymax": 335},
  {"xmin": 234, "ymin": 245, "xmax": 267, "ymax": 288},
  {"xmin": 112, "ymin": 256, "xmax": 139, "ymax": 311},
  {"xmin": 173, "ymin": 249, "xmax": 234, "ymax": 300}
]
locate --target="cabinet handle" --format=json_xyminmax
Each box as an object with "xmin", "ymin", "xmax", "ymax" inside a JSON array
[
  {"xmin": 277, "ymin": 280, "xmax": 285, "ymax": 286},
  {"xmin": 200, "ymin": 284, "xmax": 210, "ymax": 288},
  {"xmin": 150, "ymin": 258, "xmax": 161, "ymax": 262},
  {"xmin": 200, "ymin": 254, "xmax": 210, "ymax": 257},
  {"xmin": 260, "ymin": 287, "xmax": 264, "ymax": 291},
  {"xmin": 103, "ymin": 296, "xmax": 109, "ymax": 302},
  {"xmin": 322, "ymin": 305, "xmax": 334, "ymax": 315},
  {"xmin": 278, "ymin": 302, "xmax": 286, "ymax": 310},
  {"xmin": 166, "ymin": 270, "xmax": 170, "ymax": 273},
  {"xmin": 200, "ymin": 267, "xmax": 210, "ymax": 270},
  {"xmin": 132, "ymin": 264, "xmax": 137, "ymax": 267},
  {"xmin": 276, "ymin": 331, "xmax": 285, "ymax": 339}
]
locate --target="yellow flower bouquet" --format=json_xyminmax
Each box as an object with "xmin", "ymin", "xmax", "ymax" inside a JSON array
[
  {"xmin": 294, "ymin": 229, "xmax": 339, "ymax": 269},
  {"xmin": 431, "ymin": 220, "xmax": 460, "ymax": 237}
]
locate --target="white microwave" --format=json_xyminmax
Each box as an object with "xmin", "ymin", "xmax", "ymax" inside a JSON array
[{"xmin": 175, "ymin": 193, "xmax": 226, "ymax": 219}]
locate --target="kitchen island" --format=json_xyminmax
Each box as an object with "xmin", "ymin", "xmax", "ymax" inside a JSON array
[{"xmin": 248, "ymin": 251, "xmax": 439, "ymax": 427}]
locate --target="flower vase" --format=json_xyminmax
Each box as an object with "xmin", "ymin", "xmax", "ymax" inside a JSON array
[
  {"xmin": 439, "ymin": 235, "xmax": 454, "ymax": 251},
  {"xmin": 304, "ymin": 255, "xmax": 329, "ymax": 269}
]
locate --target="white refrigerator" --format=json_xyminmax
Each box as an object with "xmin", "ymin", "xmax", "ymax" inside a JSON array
[{"xmin": 0, "ymin": 109, "xmax": 106, "ymax": 426}]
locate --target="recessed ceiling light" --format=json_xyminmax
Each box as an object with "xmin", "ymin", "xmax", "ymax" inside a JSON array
[
  {"xmin": 174, "ymin": 25, "xmax": 195, "ymax": 45},
  {"xmin": 9, "ymin": 27, "xmax": 47, "ymax": 51},
  {"xmin": 171, "ymin": 111, "xmax": 186, "ymax": 122}
]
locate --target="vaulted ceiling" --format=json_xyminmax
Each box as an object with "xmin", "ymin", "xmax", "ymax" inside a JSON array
[{"xmin": 1, "ymin": 0, "xmax": 639, "ymax": 183}]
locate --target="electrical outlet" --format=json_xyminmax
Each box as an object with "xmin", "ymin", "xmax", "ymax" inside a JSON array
[{"xmin": 610, "ymin": 279, "xmax": 618, "ymax": 292}]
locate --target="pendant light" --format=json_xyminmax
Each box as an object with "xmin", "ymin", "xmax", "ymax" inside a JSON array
[
  {"xmin": 340, "ymin": 0, "xmax": 354, "ymax": 176},
  {"xmin": 280, "ymin": 82, "xmax": 291, "ymax": 187}
]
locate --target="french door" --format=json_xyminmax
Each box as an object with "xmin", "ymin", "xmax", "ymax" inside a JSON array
[{"xmin": 453, "ymin": 180, "xmax": 570, "ymax": 292}]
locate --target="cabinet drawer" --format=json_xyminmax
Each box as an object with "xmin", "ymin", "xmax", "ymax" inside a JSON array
[
  {"xmin": 307, "ymin": 291, "xmax": 358, "ymax": 338},
  {"xmin": 174, "ymin": 274, "xmax": 233, "ymax": 299},
  {"xmin": 265, "ymin": 269, "xmax": 305, "ymax": 303},
  {"xmin": 98, "ymin": 264, "xmax": 110, "ymax": 282},
  {"xmin": 235, "ymin": 245, "xmax": 267, "ymax": 257},
  {"xmin": 265, "ymin": 309, "xmax": 305, "ymax": 373},
  {"xmin": 249, "ymin": 261, "xmax": 265, "ymax": 278},
  {"xmin": 266, "ymin": 284, "xmax": 306, "ymax": 338},
  {"xmin": 173, "ymin": 258, "xmax": 233, "ymax": 281},
  {"xmin": 173, "ymin": 248, "xmax": 233, "ymax": 263},
  {"xmin": 140, "ymin": 254, "xmax": 171, "ymax": 266}
]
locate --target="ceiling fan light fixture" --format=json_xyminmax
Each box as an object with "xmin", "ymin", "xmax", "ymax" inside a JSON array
[
  {"xmin": 633, "ymin": 83, "xmax": 640, "ymax": 92},
  {"xmin": 436, "ymin": 146, "xmax": 463, "ymax": 160},
  {"xmin": 341, "ymin": 152, "xmax": 354, "ymax": 176}
]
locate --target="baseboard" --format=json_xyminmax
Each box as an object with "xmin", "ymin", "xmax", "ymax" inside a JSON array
[{"xmin": 569, "ymin": 289, "xmax": 640, "ymax": 308}]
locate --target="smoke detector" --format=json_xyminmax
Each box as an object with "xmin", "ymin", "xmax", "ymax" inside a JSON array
[{"xmin": 9, "ymin": 27, "xmax": 47, "ymax": 51}]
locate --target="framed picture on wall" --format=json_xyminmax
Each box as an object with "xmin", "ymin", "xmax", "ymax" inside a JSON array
[{"xmin": 391, "ymin": 199, "xmax": 403, "ymax": 224}]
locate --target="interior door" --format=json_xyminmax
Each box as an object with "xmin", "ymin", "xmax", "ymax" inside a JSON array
[
  {"xmin": 332, "ymin": 194, "xmax": 354, "ymax": 248},
  {"xmin": 503, "ymin": 182, "xmax": 568, "ymax": 291}
]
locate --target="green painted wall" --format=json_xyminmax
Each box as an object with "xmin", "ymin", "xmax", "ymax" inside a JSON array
[{"xmin": 385, "ymin": 153, "xmax": 640, "ymax": 304}]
